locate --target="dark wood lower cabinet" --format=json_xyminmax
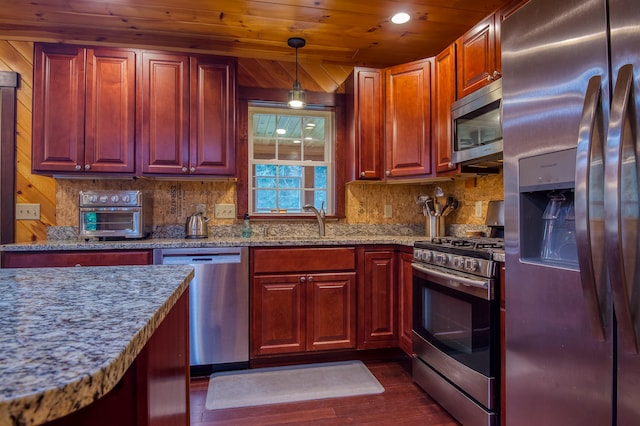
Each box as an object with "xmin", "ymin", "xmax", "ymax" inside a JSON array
[
  {"xmin": 357, "ymin": 247, "xmax": 398, "ymax": 349},
  {"xmin": 1, "ymin": 249, "xmax": 152, "ymax": 267},
  {"xmin": 398, "ymin": 249, "xmax": 414, "ymax": 355},
  {"xmin": 250, "ymin": 247, "xmax": 357, "ymax": 358},
  {"xmin": 46, "ymin": 290, "xmax": 190, "ymax": 426}
]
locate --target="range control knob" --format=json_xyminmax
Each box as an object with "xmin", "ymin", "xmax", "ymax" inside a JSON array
[
  {"xmin": 424, "ymin": 251, "xmax": 434, "ymax": 262},
  {"xmin": 99, "ymin": 195, "xmax": 108, "ymax": 203},
  {"xmin": 465, "ymin": 259, "xmax": 480, "ymax": 272},
  {"xmin": 122, "ymin": 194, "xmax": 131, "ymax": 203},
  {"xmin": 453, "ymin": 257, "xmax": 465, "ymax": 268},
  {"xmin": 435, "ymin": 253, "xmax": 448, "ymax": 265},
  {"xmin": 110, "ymin": 195, "xmax": 119, "ymax": 203}
]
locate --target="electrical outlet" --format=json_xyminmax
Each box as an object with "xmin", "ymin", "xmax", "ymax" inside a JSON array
[
  {"xmin": 384, "ymin": 204, "xmax": 392, "ymax": 218},
  {"xmin": 475, "ymin": 201, "xmax": 483, "ymax": 218},
  {"xmin": 195, "ymin": 204, "xmax": 206, "ymax": 214},
  {"xmin": 16, "ymin": 203, "xmax": 40, "ymax": 220},
  {"xmin": 214, "ymin": 203, "xmax": 236, "ymax": 219}
]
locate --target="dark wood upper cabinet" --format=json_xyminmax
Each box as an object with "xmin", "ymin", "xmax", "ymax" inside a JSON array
[
  {"xmin": 456, "ymin": 13, "xmax": 500, "ymax": 99},
  {"xmin": 189, "ymin": 55, "xmax": 237, "ymax": 175},
  {"xmin": 140, "ymin": 52, "xmax": 236, "ymax": 176},
  {"xmin": 384, "ymin": 58, "xmax": 433, "ymax": 179},
  {"xmin": 345, "ymin": 67, "xmax": 384, "ymax": 180},
  {"xmin": 433, "ymin": 44, "xmax": 459, "ymax": 174},
  {"xmin": 140, "ymin": 51, "xmax": 190, "ymax": 175},
  {"xmin": 33, "ymin": 44, "xmax": 136, "ymax": 174}
]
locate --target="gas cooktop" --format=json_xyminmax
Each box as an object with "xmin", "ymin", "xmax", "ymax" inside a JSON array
[{"xmin": 414, "ymin": 236, "xmax": 505, "ymax": 260}]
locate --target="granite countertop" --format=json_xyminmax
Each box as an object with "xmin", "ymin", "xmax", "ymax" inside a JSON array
[
  {"xmin": 0, "ymin": 235, "xmax": 426, "ymax": 252},
  {"xmin": 0, "ymin": 265, "xmax": 194, "ymax": 426}
]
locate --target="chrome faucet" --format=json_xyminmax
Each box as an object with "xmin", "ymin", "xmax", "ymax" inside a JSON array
[{"xmin": 303, "ymin": 202, "xmax": 326, "ymax": 237}]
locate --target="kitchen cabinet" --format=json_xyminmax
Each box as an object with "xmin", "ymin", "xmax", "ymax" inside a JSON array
[
  {"xmin": 384, "ymin": 58, "xmax": 433, "ymax": 178},
  {"xmin": 32, "ymin": 44, "xmax": 136, "ymax": 174},
  {"xmin": 456, "ymin": 13, "xmax": 500, "ymax": 99},
  {"xmin": 46, "ymin": 288, "xmax": 189, "ymax": 426},
  {"xmin": 250, "ymin": 247, "xmax": 357, "ymax": 357},
  {"xmin": 140, "ymin": 52, "xmax": 236, "ymax": 176},
  {"xmin": 495, "ymin": 0, "xmax": 530, "ymax": 74},
  {"xmin": 357, "ymin": 247, "xmax": 398, "ymax": 349},
  {"xmin": 1, "ymin": 250, "xmax": 152, "ymax": 268},
  {"xmin": 345, "ymin": 67, "xmax": 384, "ymax": 180},
  {"xmin": 433, "ymin": 44, "xmax": 459, "ymax": 174},
  {"xmin": 398, "ymin": 249, "xmax": 414, "ymax": 355}
]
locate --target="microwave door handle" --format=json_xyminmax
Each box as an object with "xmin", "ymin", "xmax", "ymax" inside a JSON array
[
  {"xmin": 605, "ymin": 64, "xmax": 638, "ymax": 354},
  {"xmin": 575, "ymin": 75, "xmax": 607, "ymax": 342}
]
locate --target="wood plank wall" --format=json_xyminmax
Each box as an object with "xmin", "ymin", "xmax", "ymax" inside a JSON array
[{"xmin": 0, "ymin": 40, "xmax": 55, "ymax": 243}]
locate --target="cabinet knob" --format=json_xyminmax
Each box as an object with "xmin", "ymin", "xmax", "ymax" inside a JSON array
[
  {"xmin": 75, "ymin": 165, "xmax": 81, "ymax": 171},
  {"xmin": 75, "ymin": 264, "xmax": 82, "ymax": 267},
  {"xmin": 84, "ymin": 164, "xmax": 91, "ymax": 170},
  {"xmin": 300, "ymin": 276, "xmax": 306, "ymax": 283},
  {"xmin": 487, "ymin": 70, "xmax": 501, "ymax": 81},
  {"xmin": 360, "ymin": 171, "xmax": 366, "ymax": 178},
  {"xmin": 308, "ymin": 276, "xmax": 314, "ymax": 283},
  {"xmin": 385, "ymin": 170, "xmax": 391, "ymax": 177},
  {"xmin": 181, "ymin": 166, "xmax": 188, "ymax": 173},
  {"xmin": 448, "ymin": 162, "xmax": 454, "ymax": 169},
  {"xmin": 190, "ymin": 167, "xmax": 196, "ymax": 173}
]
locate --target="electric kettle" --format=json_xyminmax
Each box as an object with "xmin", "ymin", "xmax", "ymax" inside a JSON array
[{"xmin": 185, "ymin": 212, "xmax": 209, "ymax": 239}]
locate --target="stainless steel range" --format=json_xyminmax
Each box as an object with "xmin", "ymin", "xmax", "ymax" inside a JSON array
[{"xmin": 412, "ymin": 236, "xmax": 503, "ymax": 426}]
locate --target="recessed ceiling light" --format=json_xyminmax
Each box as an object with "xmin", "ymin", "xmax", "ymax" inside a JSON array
[
  {"xmin": 276, "ymin": 128, "xmax": 286, "ymax": 135},
  {"xmin": 391, "ymin": 12, "xmax": 410, "ymax": 24}
]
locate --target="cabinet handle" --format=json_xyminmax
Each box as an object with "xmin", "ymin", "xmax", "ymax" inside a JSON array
[
  {"xmin": 84, "ymin": 164, "xmax": 90, "ymax": 170},
  {"xmin": 190, "ymin": 166, "xmax": 196, "ymax": 173},
  {"xmin": 75, "ymin": 165, "xmax": 81, "ymax": 171},
  {"xmin": 181, "ymin": 166, "xmax": 188, "ymax": 173},
  {"xmin": 385, "ymin": 170, "xmax": 391, "ymax": 177}
]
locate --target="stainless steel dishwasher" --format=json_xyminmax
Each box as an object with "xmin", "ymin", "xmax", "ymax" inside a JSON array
[{"xmin": 153, "ymin": 247, "xmax": 249, "ymax": 376}]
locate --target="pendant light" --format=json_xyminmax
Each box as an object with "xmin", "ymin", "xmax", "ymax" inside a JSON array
[{"xmin": 287, "ymin": 37, "xmax": 306, "ymax": 109}]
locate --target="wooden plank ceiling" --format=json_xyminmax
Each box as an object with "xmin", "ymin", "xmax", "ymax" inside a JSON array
[{"xmin": 0, "ymin": 0, "xmax": 513, "ymax": 92}]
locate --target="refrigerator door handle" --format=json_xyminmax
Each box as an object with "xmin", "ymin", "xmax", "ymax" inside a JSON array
[
  {"xmin": 605, "ymin": 63, "xmax": 638, "ymax": 354},
  {"xmin": 575, "ymin": 75, "xmax": 607, "ymax": 341}
]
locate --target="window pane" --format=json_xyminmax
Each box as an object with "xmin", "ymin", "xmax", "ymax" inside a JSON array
[
  {"xmin": 255, "ymin": 189, "xmax": 276, "ymax": 212},
  {"xmin": 279, "ymin": 190, "xmax": 301, "ymax": 211},
  {"xmin": 304, "ymin": 140, "xmax": 325, "ymax": 161},
  {"xmin": 315, "ymin": 166, "xmax": 327, "ymax": 189},
  {"xmin": 279, "ymin": 165, "xmax": 302, "ymax": 177},
  {"xmin": 278, "ymin": 139, "xmax": 302, "ymax": 161},
  {"xmin": 253, "ymin": 138, "xmax": 276, "ymax": 160},
  {"xmin": 253, "ymin": 113, "xmax": 277, "ymax": 138},
  {"xmin": 278, "ymin": 115, "xmax": 302, "ymax": 138},
  {"xmin": 255, "ymin": 177, "xmax": 276, "ymax": 188}
]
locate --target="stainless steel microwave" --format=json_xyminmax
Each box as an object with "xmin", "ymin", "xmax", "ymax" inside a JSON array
[{"xmin": 451, "ymin": 78, "xmax": 503, "ymax": 167}]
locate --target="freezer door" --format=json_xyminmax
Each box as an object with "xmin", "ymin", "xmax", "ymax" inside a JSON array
[
  {"xmin": 502, "ymin": 0, "xmax": 613, "ymax": 425},
  {"xmin": 608, "ymin": 0, "xmax": 640, "ymax": 423}
]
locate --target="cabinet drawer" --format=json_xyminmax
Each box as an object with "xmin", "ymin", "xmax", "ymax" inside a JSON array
[
  {"xmin": 2, "ymin": 250, "xmax": 152, "ymax": 268},
  {"xmin": 252, "ymin": 247, "xmax": 356, "ymax": 274}
]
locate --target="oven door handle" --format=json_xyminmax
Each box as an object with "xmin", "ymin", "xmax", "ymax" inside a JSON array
[{"xmin": 412, "ymin": 262, "xmax": 493, "ymax": 300}]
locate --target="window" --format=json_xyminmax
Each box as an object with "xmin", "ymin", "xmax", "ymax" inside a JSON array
[{"xmin": 248, "ymin": 104, "xmax": 334, "ymax": 215}]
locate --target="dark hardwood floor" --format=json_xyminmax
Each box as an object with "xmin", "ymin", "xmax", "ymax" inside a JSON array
[{"xmin": 189, "ymin": 360, "xmax": 460, "ymax": 425}]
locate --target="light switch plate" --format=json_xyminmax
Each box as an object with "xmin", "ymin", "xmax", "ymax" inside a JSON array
[
  {"xmin": 16, "ymin": 203, "xmax": 40, "ymax": 220},
  {"xmin": 215, "ymin": 203, "xmax": 236, "ymax": 219},
  {"xmin": 475, "ymin": 201, "xmax": 483, "ymax": 218},
  {"xmin": 384, "ymin": 204, "xmax": 392, "ymax": 218}
]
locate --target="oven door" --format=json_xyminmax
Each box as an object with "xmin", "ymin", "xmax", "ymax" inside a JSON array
[
  {"xmin": 412, "ymin": 261, "xmax": 498, "ymax": 411},
  {"xmin": 79, "ymin": 207, "xmax": 143, "ymax": 238}
]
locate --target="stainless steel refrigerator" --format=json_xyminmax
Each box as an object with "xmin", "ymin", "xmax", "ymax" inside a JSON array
[{"xmin": 502, "ymin": 0, "xmax": 640, "ymax": 424}]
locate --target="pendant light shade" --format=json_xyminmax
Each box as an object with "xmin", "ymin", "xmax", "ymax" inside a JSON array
[{"xmin": 287, "ymin": 37, "xmax": 306, "ymax": 109}]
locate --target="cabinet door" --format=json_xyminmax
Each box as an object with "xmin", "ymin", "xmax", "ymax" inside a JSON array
[
  {"xmin": 32, "ymin": 44, "xmax": 85, "ymax": 172},
  {"xmin": 433, "ymin": 44, "xmax": 460, "ymax": 174},
  {"xmin": 398, "ymin": 251, "xmax": 414, "ymax": 355},
  {"xmin": 189, "ymin": 55, "xmax": 237, "ymax": 175},
  {"xmin": 456, "ymin": 13, "xmax": 498, "ymax": 98},
  {"xmin": 85, "ymin": 48, "xmax": 136, "ymax": 173},
  {"xmin": 358, "ymin": 250, "xmax": 398, "ymax": 349},
  {"xmin": 141, "ymin": 52, "xmax": 190, "ymax": 175},
  {"xmin": 306, "ymin": 272, "xmax": 357, "ymax": 351},
  {"xmin": 385, "ymin": 59, "xmax": 432, "ymax": 178},
  {"xmin": 251, "ymin": 274, "xmax": 305, "ymax": 356},
  {"xmin": 351, "ymin": 68, "xmax": 384, "ymax": 180}
]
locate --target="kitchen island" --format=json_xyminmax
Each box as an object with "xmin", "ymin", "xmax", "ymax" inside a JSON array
[{"xmin": 0, "ymin": 264, "xmax": 194, "ymax": 426}]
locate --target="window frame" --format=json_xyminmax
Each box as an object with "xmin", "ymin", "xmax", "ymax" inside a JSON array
[
  {"xmin": 248, "ymin": 105, "xmax": 334, "ymax": 215},
  {"xmin": 236, "ymin": 88, "xmax": 347, "ymax": 220}
]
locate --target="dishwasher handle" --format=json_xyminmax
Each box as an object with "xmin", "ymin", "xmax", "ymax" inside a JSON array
[{"xmin": 161, "ymin": 254, "xmax": 242, "ymax": 265}]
